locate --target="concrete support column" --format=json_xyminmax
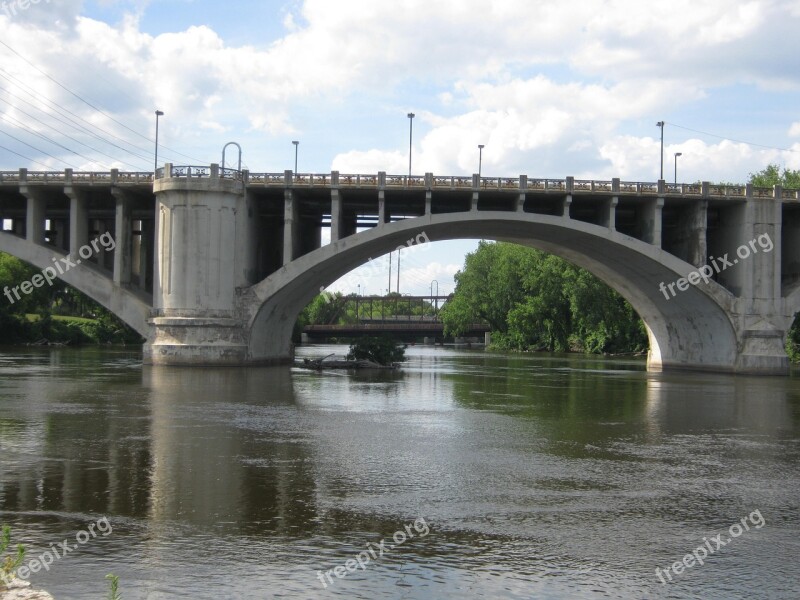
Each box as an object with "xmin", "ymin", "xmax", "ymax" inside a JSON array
[
  {"xmin": 562, "ymin": 195, "xmax": 572, "ymax": 218},
  {"xmin": 138, "ymin": 220, "xmax": 151, "ymax": 292},
  {"xmin": 330, "ymin": 189, "xmax": 343, "ymax": 242},
  {"xmin": 235, "ymin": 186, "xmax": 258, "ymax": 287},
  {"xmin": 112, "ymin": 188, "xmax": 132, "ymax": 286},
  {"xmin": 603, "ymin": 197, "xmax": 618, "ymax": 230},
  {"xmin": 471, "ymin": 192, "xmax": 479, "ymax": 212},
  {"xmin": 425, "ymin": 191, "xmax": 432, "ymax": 215},
  {"xmin": 643, "ymin": 197, "xmax": 664, "ymax": 247},
  {"xmin": 51, "ymin": 219, "xmax": 68, "ymax": 252},
  {"xmin": 517, "ymin": 175, "xmax": 527, "ymax": 212},
  {"xmin": 145, "ymin": 164, "xmax": 247, "ymax": 366},
  {"xmin": 283, "ymin": 189, "xmax": 299, "ymax": 265},
  {"xmin": 733, "ymin": 192, "xmax": 788, "ymax": 374},
  {"xmin": 378, "ymin": 190, "xmax": 388, "ymax": 225},
  {"xmin": 22, "ymin": 188, "xmax": 46, "ymax": 245},
  {"xmin": 687, "ymin": 199, "xmax": 708, "ymax": 268},
  {"xmin": 66, "ymin": 188, "xmax": 88, "ymax": 258}
]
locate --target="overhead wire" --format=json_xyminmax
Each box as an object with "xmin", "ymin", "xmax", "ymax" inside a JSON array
[
  {"xmin": 0, "ymin": 127, "xmax": 77, "ymax": 168},
  {"xmin": 0, "ymin": 93, "xmax": 151, "ymax": 170},
  {"xmin": 1, "ymin": 110, "xmax": 115, "ymax": 168},
  {"xmin": 0, "ymin": 40, "xmax": 206, "ymax": 164},
  {"xmin": 0, "ymin": 72, "xmax": 164, "ymax": 165},
  {"xmin": 666, "ymin": 121, "xmax": 799, "ymax": 153},
  {"xmin": 0, "ymin": 143, "xmax": 55, "ymax": 169}
]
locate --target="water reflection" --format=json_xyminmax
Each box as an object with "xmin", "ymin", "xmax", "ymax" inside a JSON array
[{"xmin": 0, "ymin": 346, "xmax": 798, "ymax": 599}]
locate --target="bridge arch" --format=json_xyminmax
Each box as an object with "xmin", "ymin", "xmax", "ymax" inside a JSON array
[
  {"xmin": 244, "ymin": 211, "xmax": 740, "ymax": 372},
  {"xmin": 0, "ymin": 234, "xmax": 153, "ymax": 338}
]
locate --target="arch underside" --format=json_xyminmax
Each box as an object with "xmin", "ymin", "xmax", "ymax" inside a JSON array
[
  {"xmin": 246, "ymin": 211, "xmax": 740, "ymax": 372},
  {"xmin": 0, "ymin": 233, "xmax": 153, "ymax": 338}
]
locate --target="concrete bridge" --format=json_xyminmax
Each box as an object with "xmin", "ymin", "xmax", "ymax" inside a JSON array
[{"xmin": 1, "ymin": 165, "xmax": 799, "ymax": 374}]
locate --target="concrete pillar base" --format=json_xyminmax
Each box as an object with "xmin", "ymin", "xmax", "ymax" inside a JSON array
[
  {"xmin": 144, "ymin": 315, "xmax": 248, "ymax": 366},
  {"xmin": 735, "ymin": 331, "xmax": 790, "ymax": 375}
]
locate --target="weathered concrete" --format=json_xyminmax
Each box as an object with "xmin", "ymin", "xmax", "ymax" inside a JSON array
[
  {"xmin": 2, "ymin": 167, "xmax": 798, "ymax": 374},
  {"xmin": 0, "ymin": 233, "xmax": 152, "ymax": 337},
  {"xmin": 145, "ymin": 164, "xmax": 249, "ymax": 365}
]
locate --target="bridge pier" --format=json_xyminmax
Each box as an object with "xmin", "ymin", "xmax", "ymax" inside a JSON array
[{"xmin": 145, "ymin": 164, "xmax": 250, "ymax": 366}]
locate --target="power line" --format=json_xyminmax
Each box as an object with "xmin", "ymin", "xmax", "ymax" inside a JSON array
[
  {"xmin": 0, "ymin": 40, "xmax": 206, "ymax": 164},
  {"xmin": 0, "ymin": 143, "xmax": 55, "ymax": 169},
  {"xmin": 0, "ymin": 94, "xmax": 150, "ymax": 170},
  {"xmin": 667, "ymin": 121, "xmax": 799, "ymax": 153},
  {"xmin": 0, "ymin": 127, "xmax": 77, "ymax": 168},
  {"xmin": 1, "ymin": 111, "xmax": 112, "ymax": 168},
  {"xmin": 0, "ymin": 73, "xmax": 160, "ymax": 165}
]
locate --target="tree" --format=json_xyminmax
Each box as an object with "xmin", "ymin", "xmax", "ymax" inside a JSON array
[
  {"xmin": 441, "ymin": 242, "xmax": 647, "ymax": 354},
  {"xmin": 749, "ymin": 164, "xmax": 800, "ymax": 189},
  {"xmin": 346, "ymin": 336, "xmax": 405, "ymax": 365}
]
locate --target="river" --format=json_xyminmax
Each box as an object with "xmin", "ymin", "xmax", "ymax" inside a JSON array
[{"xmin": 0, "ymin": 345, "xmax": 798, "ymax": 599}]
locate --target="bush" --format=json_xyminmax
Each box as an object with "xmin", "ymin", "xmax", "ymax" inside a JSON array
[{"xmin": 346, "ymin": 336, "xmax": 406, "ymax": 365}]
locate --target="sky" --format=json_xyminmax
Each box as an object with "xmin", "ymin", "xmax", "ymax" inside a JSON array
[{"xmin": 1, "ymin": 0, "xmax": 799, "ymax": 296}]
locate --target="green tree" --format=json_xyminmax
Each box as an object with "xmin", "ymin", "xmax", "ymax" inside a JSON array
[
  {"xmin": 346, "ymin": 335, "xmax": 406, "ymax": 365},
  {"xmin": 441, "ymin": 242, "xmax": 647, "ymax": 354},
  {"xmin": 749, "ymin": 164, "xmax": 800, "ymax": 189}
]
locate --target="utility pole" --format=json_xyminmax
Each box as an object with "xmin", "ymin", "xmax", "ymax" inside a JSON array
[{"xmin": 656, "ymin": 121, "xmax": 665, "ymax": 180}]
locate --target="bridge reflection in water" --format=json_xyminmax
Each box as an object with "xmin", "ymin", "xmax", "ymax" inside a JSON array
[{"xmin": 0, "ymin": 347, "xmax": 796, "ymax": 597}]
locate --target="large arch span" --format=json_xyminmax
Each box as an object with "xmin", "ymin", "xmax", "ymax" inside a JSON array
[
  {"xmin": 244, "ymin": 212, "xmax": 740, "ymax": 373},
  {"xmin": 0, "ymin": 234, "xmax": 153, "ymax": 338}
]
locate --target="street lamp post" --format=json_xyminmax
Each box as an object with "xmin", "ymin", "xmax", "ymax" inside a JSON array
[
  {"xmin": 430, "ymin": 279, "xmax": 439, "ymax": 320},
  {"xmin": 478, "ymin": 144, "xmax": 484, "ymax": 178},
  {"xmin": 154, "ymin": 110, "xmax": 164, "ymax": 174},
  {"xmin": 407, "ymin": 112, "xmax": 415, "ymax": 178},
  {"xmin": 292, "ymin": 141, "xmax": 299, "ymax": 177},
  {"xmin": 674, "ymin": 152, "xmax": 682, "ymax": 185},
  {"xmin": 656, "ymin": 121, "xmax": 665, "ymax": 180}
]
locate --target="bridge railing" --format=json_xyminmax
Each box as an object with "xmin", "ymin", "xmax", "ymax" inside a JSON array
[{"xmin": 0, "ymin": 167, "xmax": 794, "ymax": 200}]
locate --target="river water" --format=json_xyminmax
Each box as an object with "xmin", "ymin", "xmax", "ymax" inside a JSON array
[{"xmin": 0, "ymin": 345, "xmax": 798, "ymax": 599}]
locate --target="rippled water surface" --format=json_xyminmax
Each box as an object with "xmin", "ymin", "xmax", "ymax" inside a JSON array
[{"xmin": 1, "ymin": 345, "xmax": 799, "ymax": 599}]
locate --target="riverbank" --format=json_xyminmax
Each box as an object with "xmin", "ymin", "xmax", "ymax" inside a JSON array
[
  {"xmin": 1, "ymin": 580, "xmax": 54, "ymax": 600},
  {"xmin": 0, "ymin": 312, "xmax": 143, "ymax": 347}
]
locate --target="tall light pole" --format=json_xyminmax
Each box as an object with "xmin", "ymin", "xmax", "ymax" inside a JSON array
[
  {"xmin": 396, "ymin": 248, "xmax": 401, "ymax": 294},
  {"xmin": 478, "ymin": 144, "xmax": 484, "ymax": 178},
  {"xmin": 430, "ymin": 279, "xmax": 439, "ymax": 320},
  {"xmin": 407, "ymin": 112, "xmax": 415, "ymax": 178},
  {"xmin": 674, "ymin": 152, "xmax": 682, "ymax": 185},
  {"xmin": 154, "ymin": 110, "xmax": 164, "ymax": 174},
  {"xmin": 656, "ymin": 121, "xmax": 665, "ymax": 180},
  {"xmin": 388, "ymin": 252, "xmax": 392, "ymax": 295},
  {"xmin": 292, "ymin": 140, "xmax": 299, "ymax": 176}
]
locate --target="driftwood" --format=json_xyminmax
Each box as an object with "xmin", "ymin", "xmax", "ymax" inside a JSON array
[
  {"xmin": 300, "ymin": 355, "xmax": 398, "ymax": 370},
  {"xmin": 26, "ymin": 338, "xmax": 68, "ymax": 347}
]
